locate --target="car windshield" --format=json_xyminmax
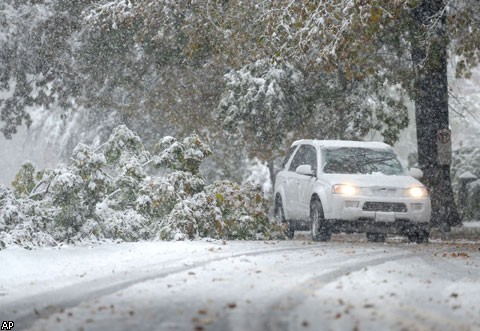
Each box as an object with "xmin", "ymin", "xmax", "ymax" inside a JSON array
[{"xmin": 323, "ymin": 147, "xmax": 404, "ymax": 175}]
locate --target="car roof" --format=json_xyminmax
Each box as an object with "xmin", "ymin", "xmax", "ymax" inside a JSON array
[{"xmin": 291, "ymin": 139, "xmax": 393, "ymax": 150}]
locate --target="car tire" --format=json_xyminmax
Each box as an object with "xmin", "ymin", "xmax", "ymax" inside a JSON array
[
  {"xmin": 366, "ymin": 232, "xmax": 386, "ymax": 243},
  {"xmin": 274, "ymin": 195, "xmax": 294, "ymax": 239},
  {"xmin": 310, "ymin": 198, "xmax": 331, "ymax": 242},
  {"xmin": 407, "ymin": 230, "xmax": 429, "ymax": 244}
]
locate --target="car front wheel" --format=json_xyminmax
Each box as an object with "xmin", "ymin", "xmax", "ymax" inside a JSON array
[{"xmin": 310, "ymin": 199, "xmax": 331, "ymax": 242}]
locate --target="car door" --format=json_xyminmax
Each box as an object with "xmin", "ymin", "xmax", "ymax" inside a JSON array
[
  {"xmin": 286, "ymin": 145, "xmax": 313, "ymax": 219},
  {"xmin": 297, "ymin": 145, "xmax": 318, "ymax": 220},
  {"xmin": 275, "ymin": 145, "xmax": 298, "ymax": 219}
]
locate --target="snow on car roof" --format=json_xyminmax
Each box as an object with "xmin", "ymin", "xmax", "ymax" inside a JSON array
[{"xmin": 292, "ymin": 139, "xmax": 393, "ymax": 150}]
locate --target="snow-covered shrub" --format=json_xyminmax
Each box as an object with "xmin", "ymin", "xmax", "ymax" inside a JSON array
[
  {"xmin": 0, "ymin": 219, "xmax": 58, "ymax": 250},
  {"xmin": 0, "ymin": 185, "xmax": 57, "ymax": 249},
  {"xmin": 109, "ymin": 157, "xmax": 146, "ymax": 210},
  {"xmin": 1, "ymin": 125, "xmax": 277, "ymax": 249},
  {"xmin": 11, "ymin": 162, "xmax": 43, "ymax": 198},
  {"xmin": 158, "ymin": 192, "xmax": 222, "ymax": 240},
  {"xmin": 159, "ymin": 180, "xmax": 283, "ymax": 240},
  {"xmin": 167, "ymin": 171, "xmax": 205, "ymax": 197},
  {"xmin": 206, "ymin": 181, "xmax": 273, "ymax": 239},
  {"xmin": 95, "ymin": 202, "xmax": 149, "ymax": 241},
  {"xmin": 104, "ymin": 125, "xmax": 146, "ymax": 165},
  {"xmin": 0, "ymin": 186, "xmax": 15, "ymax": 230},
  {"xmin": 153, "ymin": 134, "xmax": 212, "ymax": 175},
  {"xmin": 70, "ymin": 143, "xmax": 109, "ymax": 214},
  {"xmin": 28, "ymin": 167, "xmax": 87, "ymax": 242},
  {"xmin": 135, "ymin": 177, "xmax": 177, "ymax": 219},
  {"xmin": 0, "ymin": 186, "xmax": 33, "ymax": 232}
]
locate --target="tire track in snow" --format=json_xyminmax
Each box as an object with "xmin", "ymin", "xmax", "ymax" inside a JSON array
[
  {"xmin": 170, "ymin": 243, "xmax": 414, "ymax": 331},
  {"xmin": 260, "ymin": 247, "xmax": 428, "ymax": 331},
  {"xmin": 3, "ymin": 243, "xmax": 325, "ymax": 331}
]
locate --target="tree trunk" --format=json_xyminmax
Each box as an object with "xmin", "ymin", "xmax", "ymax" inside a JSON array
[
  {"xmin": 267, "ymin": 158, "xmax": 275, "ymax": 197},
  {"xmin": 411, "ymin": 0, "xmax": 461, "ymax": 230}
]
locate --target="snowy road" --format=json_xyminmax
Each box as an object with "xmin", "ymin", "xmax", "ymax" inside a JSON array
[{"xmin": 1, "ymin": 238, "xmax": 480, "ymax": 331}]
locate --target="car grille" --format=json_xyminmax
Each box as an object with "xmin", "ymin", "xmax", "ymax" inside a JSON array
[{"xmin": 362, "ymin": 202, "xmax": 407, "ymax": 213}]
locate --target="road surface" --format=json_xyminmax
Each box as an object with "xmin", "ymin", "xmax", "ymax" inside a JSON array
[{"xmin": 1, "ymin": 236, "xmax": 479, "ymax": 331}]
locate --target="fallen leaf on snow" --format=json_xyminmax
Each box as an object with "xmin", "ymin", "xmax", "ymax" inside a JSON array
[{"xmin": 443, "ymin": 252, "xmax": 470, "ymax": 258}]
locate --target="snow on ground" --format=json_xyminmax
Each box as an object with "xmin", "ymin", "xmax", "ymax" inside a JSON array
[
  {"xmin": 1, "ymin": 239, "xmax": 480, "ymax": 331},
  {"xmin": 464, "ymin": 221, "xmax": 480, "ymax": 228}
]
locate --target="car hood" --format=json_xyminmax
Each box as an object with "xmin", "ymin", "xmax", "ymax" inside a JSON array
[{"xmin": 320, "ymin": 173, "xmax": 424, "ymax": 189}]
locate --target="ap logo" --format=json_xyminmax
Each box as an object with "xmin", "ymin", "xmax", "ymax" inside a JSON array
[{"xmin": 1, "ymin": 321, "xmax": 14, "ymax": 330}]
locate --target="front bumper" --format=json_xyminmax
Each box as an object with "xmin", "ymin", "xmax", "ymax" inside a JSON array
[{"xmin": 324, "ymin": 194, "xmax": 431, "ymax": 224}]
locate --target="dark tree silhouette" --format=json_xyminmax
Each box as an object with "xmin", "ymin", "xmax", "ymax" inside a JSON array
[{"xmin": 411, "ymin": 0, "xmax": 461, "ymax": 230}]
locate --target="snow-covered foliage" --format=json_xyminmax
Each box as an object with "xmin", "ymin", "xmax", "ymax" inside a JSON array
[
  {"xmin": 243, "ymin": 158, "xmax": 273, "ymax": 195},
  {"xmin": 218, "ymin": 60, "xmax": 305, "ymax": 160},
  {"xmin": 0, "ymin": 126, "xmax": 280, "ymax": 249},
  {"xmin": 159, "ymin": 180, "xmax": 281, "ymax": 241},
  {"xmin": 82, "ymin": 0, "xmax": 136, "ymax": 31},
  {"xmin": 452, "ymin": 147, "xmax": 480, "ymax": 184},
  {"xmin": 217, "ymin": 59, "xmax": 409, "ymax": 169},
  {"xmin": 0, "ymin": 185, "xmax": 56, "ymax": 250},
  {"xmin": 465, "ymin": 179, "xmax": 480, "ymax": 220},
  {"xmin": 452, "ymin": 146, "xmax": 480, "ymax": 219}
]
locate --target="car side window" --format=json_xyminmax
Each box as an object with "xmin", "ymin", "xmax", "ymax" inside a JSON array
[
  {"xmin": 281, "ymin": 146, "xmax": 298, "ymax": 170},
  {"xmin": 288, "ymin": 145, "xmax": 317, "ymax": 172}
]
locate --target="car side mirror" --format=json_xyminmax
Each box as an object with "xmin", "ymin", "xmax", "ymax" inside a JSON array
[
  {"xmin": 296, "ymin": 164, "xmax": 315, "ymax": 176},
  {"xmin": 408, "ymin": 167, "xmax": 423, "ymax": 179}
]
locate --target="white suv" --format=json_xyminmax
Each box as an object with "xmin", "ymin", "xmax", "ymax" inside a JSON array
[{"xmin": 274, "ymin": 140, "xmax": 432, "ymax": 243}]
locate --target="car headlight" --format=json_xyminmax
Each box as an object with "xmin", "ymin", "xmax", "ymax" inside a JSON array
[
  {"xmin": 332, "ymin": 184, "xmax": 359, "ymax": 196},
  {"xmin": 408, "ymin": 187, "xmax": 428, "ymax": 198}
]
